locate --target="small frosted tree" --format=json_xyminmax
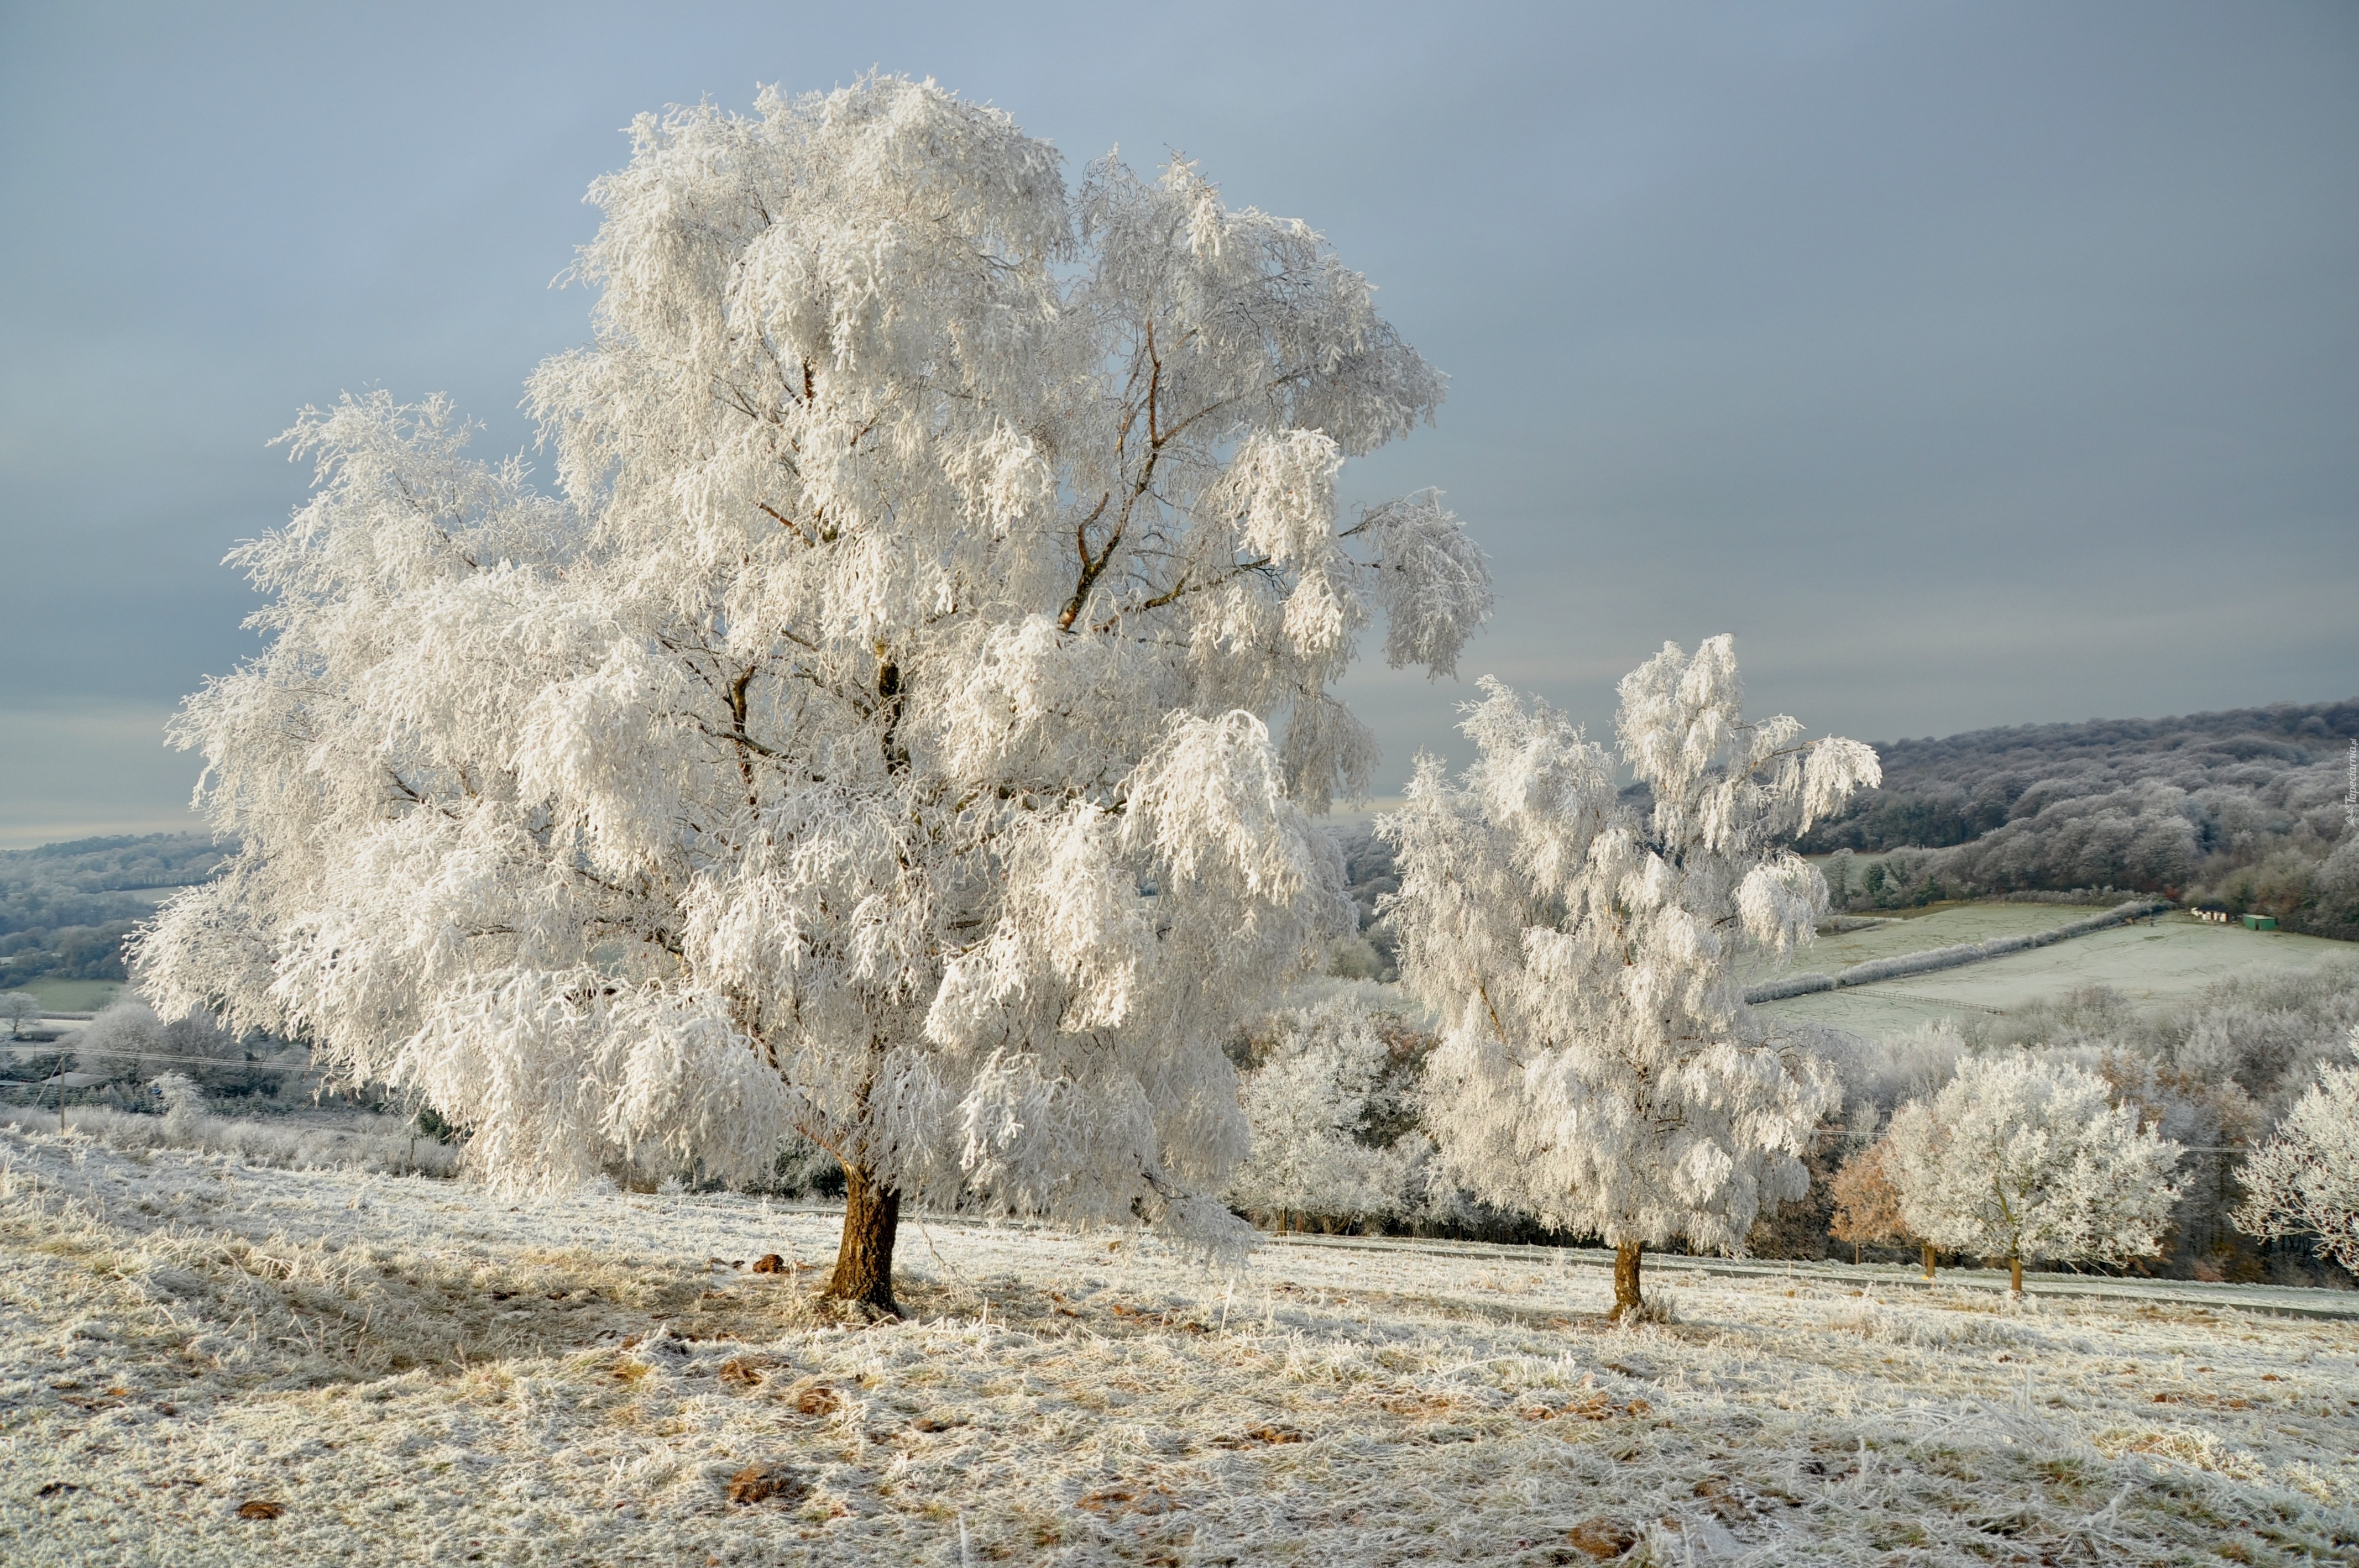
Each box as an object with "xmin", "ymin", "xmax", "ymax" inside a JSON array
[
  {"xmin": 1384, "ymin": 638, "xmax": 1880, "ymax": 1318},
  {"xmin": 135, "ymin": 76, "xmax": 1489, "ymax": 1314},
  {"xmin": 1885, "ymin": 1054, "xmax": 2184, "ymax": 1296},
  {"xmin": 75, "ymin": 1000, "xmax": 163, "ymax": 1083},
  {"xmin": 1225, "ymin": 992, "xmax": 1425, "ymax": 1231},
  {"xmin": 160, "ymin": 1009, "xmax": 250, "ymax": 1092},
  {"xmin": 2234, "ymin": 1056, "xmax": 2359, "ymax": 1277},
  {"xmin": 0, "ymin": 990, "xmax": 40, "ymax": 1040}
]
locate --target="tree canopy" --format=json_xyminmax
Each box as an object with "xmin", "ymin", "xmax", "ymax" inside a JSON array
[
  {"xmin": 1384, "ymin": 638, "xmax": 1877, "ymax": 1315},
  {"xmin": 1886, "ymin": 1054, "xmax": 2184, "ymax": 1294},
  {"xmin": 137, "ymin": 75, "xmax": 1489, "ymax": 1310}
]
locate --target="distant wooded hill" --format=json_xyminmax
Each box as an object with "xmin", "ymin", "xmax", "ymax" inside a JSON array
[
  {"xmin": 1795, "ymin": 699, "xmax": 2358, "ymax": 936},
  {"xmin": 0, "ymin": 833, "xmax": 226, "ymax": 982}
]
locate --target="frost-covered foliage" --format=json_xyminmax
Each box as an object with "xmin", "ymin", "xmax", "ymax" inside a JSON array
[
  {"xmin": 1224, "ymin": 988, "xmax": 1429, "ymax": 1228},
  {"xmin": 72, "ymin": 1000, "xmax": 163, "ymax": 1081},
  {"xmin": 0, "ymin": 1098, "xmax": 460, "ymax": 1176},
  {"xmin": 1886, "ymin": 1055, "xmax": 2184, "ymax": 1289},
  {"xmin": 1983, "ymin": 964, "xmax": 2359, "ymax": 1126},
  {"xmin": 1813, "ymin": 1020, "xmax": 1968, "ymax": 1122},
  {"xmin": 1384, "ymin": 640, "xmax": 1878, "ymax": 1302},
  {"xmin": 134, "ymin": 77, "xmax": 1488, "ymax": 1293},
  {"xmin": 65, "ymin": 1000, "xmax": 254, "ymax": 1092},
  {"xmin": 1774, "ymin": 967, "xmax": 2359, "ymax": 1279},
  {"xmin": 2235, "ymin": 1055, "xmax": 2359, "ymax": 1277}
]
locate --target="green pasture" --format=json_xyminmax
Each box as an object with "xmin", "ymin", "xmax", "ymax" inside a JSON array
[
  {"xmin": 1762, "ymin": 911, "xmax": 2355, "ymax": 1034},
  {"xmin": 1772, "ymin": 902, "xmax": 2099, "ymax": 977},
  {"xmin": 12, "ymin": 978, "xmax": 125, "ymax": 1013}
]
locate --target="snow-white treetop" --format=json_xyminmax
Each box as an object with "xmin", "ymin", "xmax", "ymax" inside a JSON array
[
  {"xmin": 1886, "ymin": 1053, "xmax": 2184, "ymax": 1269},
  {"xmin": 1383, "ymin": 638, "xmax": 1878, "ymax": 1254},
  {"xmin": 2235, "ymin": 1050, "xmax": 2359, "ymax": 1275},
  {"xmin": 138, "ymin": 75, "xmax": 1489, "ymax": 1248}
]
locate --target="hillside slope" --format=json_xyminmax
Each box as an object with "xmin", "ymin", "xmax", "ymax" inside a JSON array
[{"xmin": 1794, "ymin": 699, "xmax": 2358, "ymax": 935}]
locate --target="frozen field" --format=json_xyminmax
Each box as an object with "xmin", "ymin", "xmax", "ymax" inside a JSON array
[
  {"xmin": 5, "ymin": 1131, "xmax": 2357, "ymax": 1565},
  {"xmin": 1764, "ymin": 905, "xmax": 2102, "ymax": 976},
  {"xmin": 1765, "ymin": 913, "xmax": 2355, "ymax": 1033}
]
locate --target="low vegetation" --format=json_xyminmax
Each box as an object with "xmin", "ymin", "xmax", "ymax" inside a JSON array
[{"xmin": 6, "ymin": 1131, "xmax": 2355, "ymax": 1567}]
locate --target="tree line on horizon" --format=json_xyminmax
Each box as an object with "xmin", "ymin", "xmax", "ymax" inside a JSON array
[{"xmin": 1795, "ymin": 700, "xmax": 2359, "ymax": 936}]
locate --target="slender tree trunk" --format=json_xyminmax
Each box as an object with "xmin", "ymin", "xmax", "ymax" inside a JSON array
[
  {"xmin": 823, "ymin": 1165, "xmax": 902, "ymax": 1316},
  {"xmin": 1921, "ymin": 1242, "xmax": 1937, "ymax": 1281},
  {"xmin": 2008, "ymin": 1254, "xmax": 2024, "ymax": 1296},
  {"xmin": 1611, "ymin": 1240, "xmax": 1644, "ymax": 1320}
]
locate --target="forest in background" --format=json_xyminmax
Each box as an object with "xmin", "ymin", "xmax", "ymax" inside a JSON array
[
  {"xmin": 1793, "ymin": 698, "xmax": 2359, "ymax": 935},
  {"xmin": 0, "ymin": 833, "xmax": 226, "ymax": 984}
]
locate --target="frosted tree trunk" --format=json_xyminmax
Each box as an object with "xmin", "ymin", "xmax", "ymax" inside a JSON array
[
  {"xmin": 826, "ymin": 1166, "xmax": 902, "ymax": 1315},
  {"xmin": 1613, "ymin": 1241, "xmax": 1645, "ymax": 1320},
  {"xmin": 2008, "ymin": 1254, "xmax": 2023, "ymax": 1295},
  {"xmin": 1922, "ymin": 1242, "xmax": 1937, "ymax": 1280}
]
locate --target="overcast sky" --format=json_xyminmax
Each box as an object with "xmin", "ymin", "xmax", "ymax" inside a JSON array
[{"xmin": 2, "ymin": 1, "xmax": 2353, "ymax": 846}]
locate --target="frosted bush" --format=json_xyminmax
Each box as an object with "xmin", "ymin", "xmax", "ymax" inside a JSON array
[
  {"xmin": 0, "ymin": 1100, "xmax": 459, "ymax": 1176},
  {"xmin": 1886, "ymin": 1054, "xmax": 2183, "ymax": 1294},
  {"xmin": 1226, "ymin": 992, "xmax": 1428, "ymax": 1228},
  {"xmin": 2234, "ymin": 1053, "xmax": 2359, "ymax": 1276}
]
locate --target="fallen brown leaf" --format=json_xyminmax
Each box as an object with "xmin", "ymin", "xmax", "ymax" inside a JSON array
[
  {"xmin": 1564, "ymin": 1515, "xmax": 1638, "ymax": 1559},
  {"xmin": 725, "ymin": 1464, "xmax": 807, "ymax": 1507}
]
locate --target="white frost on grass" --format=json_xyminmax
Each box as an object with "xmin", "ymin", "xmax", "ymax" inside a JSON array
[
  {"xmin": 3, "ymin": 1128, "xmax": 2356, "ymax": 1565},
  {"xmin": 0, "ymin": 1101, "xmax": 457, "ymax": 1177}
]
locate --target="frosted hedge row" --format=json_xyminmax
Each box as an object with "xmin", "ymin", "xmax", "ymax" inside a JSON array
[{"xmin": 1744, "ymin": 899, "xmax": 2169, "ymax": 1004}]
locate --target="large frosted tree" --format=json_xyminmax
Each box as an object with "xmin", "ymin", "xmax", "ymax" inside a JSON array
[
  {"xmin": 136, "ymin": 76, "xmax": 1490, "ymax": 1313},
  {"xmin": 1384, "ymin": 639, "xmax": 1877, "ymax": 1318}
]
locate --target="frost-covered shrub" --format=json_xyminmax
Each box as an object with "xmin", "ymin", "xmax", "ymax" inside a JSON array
[
  {"xmin": 2234, "ymin": 1055, "xmax": 2359, "ymax": 1277},
  {"xmin": 1886, "ymin": 1055, "xmax": 2183, "ymax": 1293},
  {"xmin": 1811, "ymin": 1020, "xmax": 1966, "ymax": 1120},
  {"xmin": 72, "ymin": 1000, "xmax": 163, "ymax": 1081},
  {"xmin": 0, "ymin": 1099, "xmax": 460, "ymax": 1176},
  {"xmin": 1226, "ymin": 989, "xmax": 1430, "ymax": 1230},
  {"xmin": 154, "ymin": 1072, "xmax": 205, "ymax": 1139}
]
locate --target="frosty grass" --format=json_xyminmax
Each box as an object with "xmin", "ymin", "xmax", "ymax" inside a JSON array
[{"xmin": 4, "ymin": 1130, "xmax": 2355, "ymax": 1566}]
